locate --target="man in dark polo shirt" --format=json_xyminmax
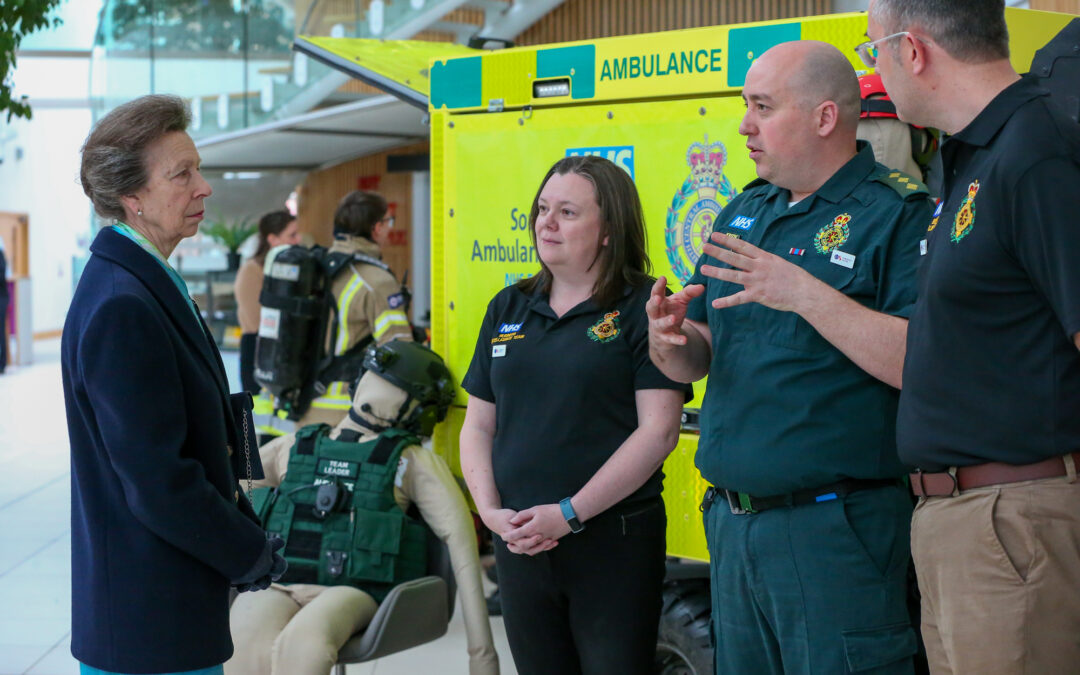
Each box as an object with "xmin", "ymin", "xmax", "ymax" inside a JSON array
[
  {"xmin": 867, "ymin": 1, "xmax": 1080, "ymax": 673},
  {"xmin": 648, "ymin": 40, "xmax": 932, "ymax": 674}
]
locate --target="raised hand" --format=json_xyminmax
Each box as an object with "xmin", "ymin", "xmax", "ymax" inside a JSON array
[{"xmin": 646, "ymin": 275, "xmax": 705, "ymax": 347}]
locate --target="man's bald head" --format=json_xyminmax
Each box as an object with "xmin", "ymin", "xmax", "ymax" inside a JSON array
[
  {"xmin": 753, "ymin": 41, "xmax": 861, "ymax": 131},
  {"xmin": 740, "ymin": 41, "xmax": 862, "ymax": 197}
]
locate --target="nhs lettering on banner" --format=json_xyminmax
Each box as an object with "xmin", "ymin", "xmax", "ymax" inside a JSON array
[{"xmin": 566, "ymin": 146, "xmax": 635, "ymax": 179}]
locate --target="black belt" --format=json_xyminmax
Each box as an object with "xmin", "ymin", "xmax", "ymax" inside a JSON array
[{"xmin": 700, "ymin": 478, "xmax": 900, "ymax": 515}]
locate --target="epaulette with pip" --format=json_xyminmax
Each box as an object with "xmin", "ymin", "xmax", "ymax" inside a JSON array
[{"xmin": 873, "ymin": 170, "xmax": 929, "ymax": 199}]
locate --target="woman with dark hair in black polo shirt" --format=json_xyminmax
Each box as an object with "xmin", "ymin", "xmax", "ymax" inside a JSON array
[{"xmin": 460, "ymin": 155, "xmax": 690, "ymax": 674}]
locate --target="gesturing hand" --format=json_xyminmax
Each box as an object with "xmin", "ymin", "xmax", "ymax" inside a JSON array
[
  {"xmin": 699, "ymin": 232, "xmax": 816, "ymax": 313},
  {"xmin": 646, "ymin": 276, "xmax": 705, "ymax": 347}
]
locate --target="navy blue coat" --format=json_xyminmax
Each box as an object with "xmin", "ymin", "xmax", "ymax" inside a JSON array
[{"xmin": 62, "ymin": 227, "xmax": 267, "ymax": 672}]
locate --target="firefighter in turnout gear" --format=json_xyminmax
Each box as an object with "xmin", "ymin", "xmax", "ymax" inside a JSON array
[
  {"xmin": 299, "ymin": 190, "xmax": 413, "ymax": 427},
  {"xmin": 226, "ymin": 341, "xmax": 498, "ymax": 675}
]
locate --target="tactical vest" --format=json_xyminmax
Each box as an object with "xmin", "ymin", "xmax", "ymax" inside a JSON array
[{"xmin": 249, "ymin": 424, "xmax": 428, "ymax": 601}]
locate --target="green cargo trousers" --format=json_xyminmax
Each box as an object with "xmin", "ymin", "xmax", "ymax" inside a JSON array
[{"xmin": 704, "ymin": 484, "xmax": 917, "ymax": 674}]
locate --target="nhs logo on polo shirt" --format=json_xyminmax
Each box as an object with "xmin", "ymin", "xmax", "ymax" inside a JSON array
[
  {"xmin": 498, "ymin": 323, "xmax": 522, "ymax": 334},
  {"xmin": 729, "ymin": 215, "xmax": 756, "ymax": 231}
]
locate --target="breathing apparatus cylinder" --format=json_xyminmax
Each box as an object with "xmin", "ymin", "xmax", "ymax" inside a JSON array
[{"xmin": 254, "ymin": 244, "xmax": 331, "ymax": 418}]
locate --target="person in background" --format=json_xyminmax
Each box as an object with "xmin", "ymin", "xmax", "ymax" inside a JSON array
[
  {"xmin": 0, "ymin": 235, "xmax": 8, "ymax": 374},
  {"xmin": 233, "ymin": 209, "xmax": 300, "ymax": 394},
  {"xmin": 460, "ymin": 155, "xmax": 690, "ymax": 675},
  {"xmin": 648, "ymin": 41, "xmax": 932, "ymax": 674},
  {"xmin": 867, "ymin": 1, "xmax": 1080, "ymax": 672},
  {"xmin": 298, "ymin": 190, "xmax": 412, "ymax": 427},
  {"xmin": 64, "ymin": 94, "xmax": 285, "ymax": 675}
]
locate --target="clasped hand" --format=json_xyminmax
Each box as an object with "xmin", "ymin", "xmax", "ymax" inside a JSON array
[
  {"xmin": 233, "ymin": 533, "xmax": 288, "ymax": 592},
  {"xmin": 483, "ymin": 505, "xmax": 569, "ymax": 556}
]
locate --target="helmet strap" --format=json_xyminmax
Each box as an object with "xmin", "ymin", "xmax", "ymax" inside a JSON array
[
  {"xmin": 394, "ymin": 395, "xmax": 418, "ymax": 431},
  {"xmin": 348, "ymin": 406, "xmax": 391, "ymax": 434}
]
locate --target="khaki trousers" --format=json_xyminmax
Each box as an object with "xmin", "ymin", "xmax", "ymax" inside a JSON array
[
  {"xmin": 911, "ymin": 471, "xmax": 1080, "ymax": 675},
  {"xmin": 225, "ymin": 585, "xmax": 378, "ymax": 675}
]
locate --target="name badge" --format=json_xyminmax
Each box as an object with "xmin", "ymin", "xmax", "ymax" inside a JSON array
[
  {"xmin": 492, "ymin": 344, "xmax": 507, "ymax": 358},
  {"xmin": 830, "ymin": 249, "xmax": 855, "ymax": 269},
  {"xmin": 920, "ymin": 239, "xmax": 928, "ymax": 256}
]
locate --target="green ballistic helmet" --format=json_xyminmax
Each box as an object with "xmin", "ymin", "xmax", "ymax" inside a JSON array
[{"xmin": 361, "ymin": 340, "xmax": 456, "ymax": 436}]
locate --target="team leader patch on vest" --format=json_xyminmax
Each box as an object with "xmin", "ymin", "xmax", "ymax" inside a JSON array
[
  {"xmin": 952, "ymin": 180, "xmax": 979, "ymax": 243},
  {"xmin": 588, "ymin": 311, "xmax": 621, "ymax": 343},
  {"xmin": 814, "ymin": 213, "xmax": 851, "ymax": 254}
]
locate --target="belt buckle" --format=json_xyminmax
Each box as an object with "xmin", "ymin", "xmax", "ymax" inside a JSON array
[
  {"xmin": 726, "ymin": 490, "xmax": 755, "ymax": 515},
  {"xmin": 699, "ymin": 487, "xmax": 716, "ymax": 512},
  {"xmin": 912, "ymin": 468, "xmax": 959, "ymax": 497}
]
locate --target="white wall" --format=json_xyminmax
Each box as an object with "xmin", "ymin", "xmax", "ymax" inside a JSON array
[{"xmin": 0, "ymin": 57, "xmax": 94, "ymax": 335}]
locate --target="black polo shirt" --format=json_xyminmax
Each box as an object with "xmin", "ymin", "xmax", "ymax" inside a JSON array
[
  {"xmin": 898, "ymin": 77, "xmax": 1080, "ymax": 470},
  {"xmin": 686, "ymin": 143, "xmax": 932, "ymax": 496},
  {"xmin": 462, "ymin": 282, "xmax": 692, "ymax": 511}
]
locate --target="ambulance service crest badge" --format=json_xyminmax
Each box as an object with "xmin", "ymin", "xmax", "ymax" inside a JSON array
[
  {"xmin": 588, "ymin": 311, "xmax": 621, "ymax": 343},
  {"xmin": 814, "ymin": 213, "xmax": 851, "ymax": 254},
  {"xmin": 665, "ymin": 136, "xmax": 738, "ymax": 283},
  {"xmin": 952, "ymin": 180, "xmax": 979, "ymax": 243}
]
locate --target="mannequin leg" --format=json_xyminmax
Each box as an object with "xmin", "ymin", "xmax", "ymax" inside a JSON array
[
  {"xmin": 271, "ymin": 586, "xmax": 379, "ymax": 675},
  {"xmin": 225, "ymin": 588, "xmax": 301, "ymax": 675}
]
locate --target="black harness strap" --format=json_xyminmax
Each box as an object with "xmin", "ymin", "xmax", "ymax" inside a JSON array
[
  {"xmin": 336, "ymin": 428, "xmax": 362, "ymax": 443},
  {"xmin": 368, "ymin": 435, "xmax": 401, "ymax": 466},
  {"xmin": 296, "ymin": 433, "xmax": 319, "ymax": 456},
  {"xmin": 348, "ymin": 407, "xmax": 389, "ymax": 435}
]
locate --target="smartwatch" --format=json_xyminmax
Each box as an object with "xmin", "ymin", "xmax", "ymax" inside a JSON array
[{"xmin": 559, "ymin": 497, "xmax": 585, "ymax": 533}]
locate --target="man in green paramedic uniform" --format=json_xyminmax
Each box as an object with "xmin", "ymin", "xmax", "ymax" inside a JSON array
[{"xmin": 648, "ymin": 41, "xmax": 933, "ymax": 674}]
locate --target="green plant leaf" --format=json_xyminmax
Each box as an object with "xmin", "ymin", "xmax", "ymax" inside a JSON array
[
  {"xmin": 201, "ymin": 214, "xmax": 258, "ymax": 252},
  {"xmin": 1, "ymin": 0, "xmax": 64, "ymax": 122}
]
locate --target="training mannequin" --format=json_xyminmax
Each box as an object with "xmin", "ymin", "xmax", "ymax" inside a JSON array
[
  {"xmin": 226, "ymin": 355, "xmax": 499, "ymax": 675},
  {"xmin": 856, "ymin": 73, "xmax": 935, "ymax": 181}
]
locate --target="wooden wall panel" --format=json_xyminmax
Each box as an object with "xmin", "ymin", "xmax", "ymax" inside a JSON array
[
  {"xmin": 297, "ymin": 141, "xmax": 429, "ymax": 281},
  {"xmin": 1031, "ymin": 0, "xmax": 1080, "ymax": 13},
  {"xmin": 514, "ymin": 0, "xmax": 831, "ymax": 46}
]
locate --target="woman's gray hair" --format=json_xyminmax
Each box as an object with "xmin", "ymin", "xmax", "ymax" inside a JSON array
[{"xmin": 80, "ymin": 94, "xmax": 191, "ymax": 222}]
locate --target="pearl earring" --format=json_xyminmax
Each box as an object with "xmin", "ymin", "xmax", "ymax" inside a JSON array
[{"xmin": 137, "ymin": 209, "xmax": 143, "ymax": 216}]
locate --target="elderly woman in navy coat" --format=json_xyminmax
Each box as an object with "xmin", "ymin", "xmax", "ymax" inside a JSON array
[{"xmin": 63, "ymin": 94, "xmax": 285, "ymax": 675}]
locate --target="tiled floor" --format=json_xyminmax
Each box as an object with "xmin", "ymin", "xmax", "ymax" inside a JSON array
[{"xmin": 0, "ymin": 339, "xmax": 516, "ymax": 675}]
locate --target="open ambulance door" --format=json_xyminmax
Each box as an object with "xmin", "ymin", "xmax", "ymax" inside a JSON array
[{"xmin": 294, "ymin": 36, "xmax": 482, "ymax": 110}]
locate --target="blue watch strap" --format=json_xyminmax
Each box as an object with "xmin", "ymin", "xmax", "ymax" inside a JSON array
[{"xmin": 559, "ymin": 497, "xmax": 584, "ymax": 533}]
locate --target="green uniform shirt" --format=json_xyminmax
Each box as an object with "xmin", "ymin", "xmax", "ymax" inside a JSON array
[{"xmin": 687, "ymin": 143, "xmax": 932, "ymax": 496}]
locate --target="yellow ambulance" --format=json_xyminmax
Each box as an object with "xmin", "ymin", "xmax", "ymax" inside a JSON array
[{"xmin": 297, "ymin": 9, "xmax": 1074, "ymax": 670}]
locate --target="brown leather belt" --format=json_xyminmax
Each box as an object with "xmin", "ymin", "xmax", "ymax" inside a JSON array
[{"xmin": 910, "ymin": 452, "xmax": 1080, "ymax": 497}]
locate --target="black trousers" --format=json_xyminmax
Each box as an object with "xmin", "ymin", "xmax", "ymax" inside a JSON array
[{"xmin": 494, "ymin": 497, "xmax": 666, "ymax": 675}]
